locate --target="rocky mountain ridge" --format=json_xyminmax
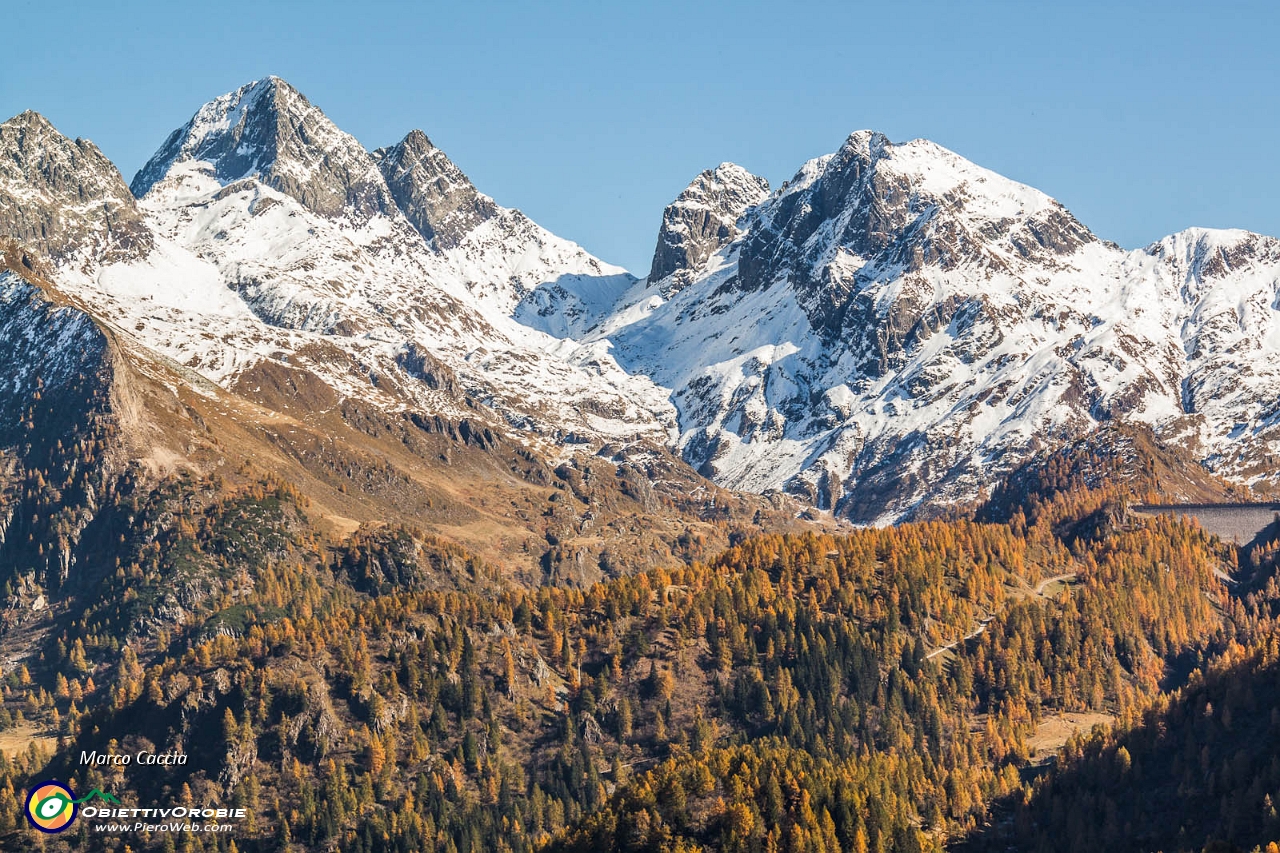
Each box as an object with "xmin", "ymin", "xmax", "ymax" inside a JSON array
[
  {"xmin": 550, "ymin": 131, "xmax": 1280, "ymax": 522},
  {"xmin": 7, "ymin": 78, "xmax": 671, "ymax": 449},
  {"xmin": 372, "ymin": 128, "xmax": 498, "ymax": 250},
  {"xmin": 3, "ymin": 77, "xmax": 1279, "ymax": 533}
]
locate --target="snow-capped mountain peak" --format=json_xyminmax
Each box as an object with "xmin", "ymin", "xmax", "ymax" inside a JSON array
[
  {"xmin": 9, "ymin": 90, "xmax": 1280, "ymax": 529},
  {"xmin": 830, "ymin": 130, "xmax": 1056, "ymax": 221},
  {"xmin": 131, "ymin": 76, "xmax": 395, "ymax": 221},
  {"xmin": 553, "ymin": 129, "xmax": 1280, "ymax": 522},
  {"xmin": 372, "ymin": 129, "xmax": 499, "ymax": 250},
  {"xmin": 732, "ymin": 130, "xmax": 1101, "ymax": 347},
  {"xmin": 1147, "ymin": 227, "xmax": 1280, "ymax": 285},
  {"xmin": 1, "ymin": 80, "xmax": 676, "ymax": 469}
]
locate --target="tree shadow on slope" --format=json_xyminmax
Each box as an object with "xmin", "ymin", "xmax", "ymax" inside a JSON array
[{"xmin": 955, "ymin": 641, "xmax": 1280, "ymax": 853}]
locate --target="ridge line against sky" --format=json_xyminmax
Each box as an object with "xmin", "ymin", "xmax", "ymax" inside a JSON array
[{"xmin": 2, "ymin": 0, "xmax": 1277, "ymax": 274}]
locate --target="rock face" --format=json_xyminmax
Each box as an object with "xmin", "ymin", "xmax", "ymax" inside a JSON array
[
  {"xmin": 0, "ymin": 112, "xmax": 151, "ymax": 263},
  {"xmin": 0, "ymin": 249, "xmax": 129, "ymax": 589},
  {"xmin": 0, "ymin": 268, "xmax": 108, "ymax": 442},
  {"xmin": 648, "ymin": 163, "xmax": 769, "ymax": 290},
  {"xmin": 130, "ymin": 76, "xmax": 395, "ymax": 221},
  {"xmin": 373, "ymin": 130, "xmax": 499, "ymax": 250}
]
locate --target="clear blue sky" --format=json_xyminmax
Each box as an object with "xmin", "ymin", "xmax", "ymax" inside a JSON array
[{"xmin": 3, "ymin": 0, "xmax": 1277, "ymax": 274}]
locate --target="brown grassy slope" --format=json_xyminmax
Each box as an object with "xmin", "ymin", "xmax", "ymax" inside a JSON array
[{"xmin": 0, "ymin": 240, "xmax": 823, "ymax": 585}]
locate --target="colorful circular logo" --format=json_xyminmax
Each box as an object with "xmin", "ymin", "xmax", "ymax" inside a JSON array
[{"xmin": 25, "ymin": 781, "xmax": 77, "ymax": 833}]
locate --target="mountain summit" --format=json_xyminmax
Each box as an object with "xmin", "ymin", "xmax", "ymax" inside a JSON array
[
  {"xmin": 129, "ymin": 77, "xmax": 630, "ymax": 317},
  {"xmin": 736, "ymin": 130, "xmax": 1098, "ymax": 338},
  {"xmin": 372, "ymin": 129, "xmax": 499, "ymax": 250},
  {"xmin": 648, "ymin": 162, "xmax": 769, "ymax": 288},
  {"xmin": 131, "ymin": 76, "xmax": 396, "ymax": 220},
  {"xmin": 0, "ymin": 110, "xmax": 151, "ymax": 263}
]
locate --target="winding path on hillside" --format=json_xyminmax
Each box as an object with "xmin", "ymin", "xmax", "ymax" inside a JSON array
[
  {"xmin": 1032, "ymin": 572, "xmax": 1078, "ymax": 595},
  {"xmin": 926, "ymin": 618, "xmax": 995, "ymax": 660},
  {"xmin": 925, "ymin": 572, "xmax": 1079, "ymax": 661}
]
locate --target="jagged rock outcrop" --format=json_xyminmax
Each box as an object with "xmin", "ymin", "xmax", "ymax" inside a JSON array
[
  {"xmin": 649, "ymin": 162, "xmax": 769, "ymax": 290},
  {"xmin": 373, "ymin": 130, "xmax": 499, "ymax": 250},
  {"xmin": 0, "ymin": 112, "xmax": 151, "ymax": 263}
]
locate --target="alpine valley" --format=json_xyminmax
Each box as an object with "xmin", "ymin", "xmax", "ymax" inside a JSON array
[{"xmin": 2, "ymin": 78, "xmax": 1280, "ymax": 853}]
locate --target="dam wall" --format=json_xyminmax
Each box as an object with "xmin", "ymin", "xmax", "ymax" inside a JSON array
[{"xmin": 1129, "ymin": 503, "xmax": 1280, "ymax": 546}]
